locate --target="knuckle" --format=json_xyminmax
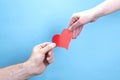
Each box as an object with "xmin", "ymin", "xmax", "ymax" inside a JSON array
[
  {"xmin": 47, "ymin": 45, "xmax": 53, "ymax": 49},
  {"xmin": 78, "ymin": 19, "xmax": 84, "ymax": 25}
]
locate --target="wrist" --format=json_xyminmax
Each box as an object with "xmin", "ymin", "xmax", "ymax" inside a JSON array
[
  {"xmin": 90, "ymin": 7, "xmax": 104, "ymax": 21},
  {"xmin": 23, "ymin": 61, "xmax": 36, "ymax": 76}
]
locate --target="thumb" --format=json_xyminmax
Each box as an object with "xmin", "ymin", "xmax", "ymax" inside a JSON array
[
  {"xmin": 42, "ymin": 43, "xmax": 56, "ymax": 54},
  {"xmin": 68, "ymin": 20, "xmax": 82, "ymax": 31}
]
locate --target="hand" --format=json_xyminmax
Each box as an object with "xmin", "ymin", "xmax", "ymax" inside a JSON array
[
  {"xmin": 25, "ymin": 42, "xmax": 56, "ymax": 75},
  {"xmin": 68, "ymin": 9, "xmax": 97, "ymax": 39}
]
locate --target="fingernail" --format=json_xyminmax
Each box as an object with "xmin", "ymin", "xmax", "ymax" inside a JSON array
[
  {"xmin": 50, "ymin": 43, "xmax": 56, "ymax": 48},
  {"xmin": 68, "ymin": 27, "xmax": 71, "ymax": 30}
]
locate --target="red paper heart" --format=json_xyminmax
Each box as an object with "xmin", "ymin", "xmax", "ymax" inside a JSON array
[{"xmin": 52, "ymin": 29, "xmax": 72, "ymax": 49}]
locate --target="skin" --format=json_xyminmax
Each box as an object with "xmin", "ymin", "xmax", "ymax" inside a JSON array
[
  {"xmin": 0, "ymin": 42, "xmax": 56, "ymax": 80},
  {"xmin": 68, "ymin": 0, "xmax": 120, "ymax": 39}
]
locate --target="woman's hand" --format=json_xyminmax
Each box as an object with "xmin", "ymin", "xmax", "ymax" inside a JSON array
[{"xmin": 68, "ymin": 9, "xmax": 97, "ymax": 39}]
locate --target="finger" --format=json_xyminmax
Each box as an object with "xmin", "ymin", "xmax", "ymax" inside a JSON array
[
  {"xmin": 68, "ymin": 19, "xmax": 82, "ymax": 31},
  {"xmin": 69, "ymin": 16, "xmax": 79, "ymax": 27},
  {"xmin": 72, "ymin": 29, "xmax": 77, "ymax": 39},
  {"xmin": 47, "ymin": 51, "xmax": 54, "ymax": 63},
  {"xmin": 47, "ymin": 58, "xmax": 53, "ymax": 64},
  {"xmin": 72, "ymin": 25, "xmax": 84, "ymax": 39},
  {"xmin": 69, "ymin": 17, "xmax": 79, "ymax": 27},
  {"xmin": 35, "ymin": 42, "xmax": 51, "ymax": 49},
  {"xmin": 68, "ymin": 17, "xmax": 76, "ymax": 26},
  {"xmin": 75, "ymin": 29, "xmax": 78, "ymax": 39},
  {"xmin": 73, "ymin": 25, "xmax": 84, "ymax": 38},
  {"xmin": 42, "ymin": 43, "xmax": 56, "ymax": 54},
  {"xmin": 76, "ymin": 25, "xmax": 83, "ymax": 36},
  {"xmin": 44, "ymin": 51, "xmax": 53, "ymax": 66},
  {"xmin": 47, "ymin": 50, "xmax": 53, "ymax": 57},
  {"xmin": 68, "ymin": 21, "xmax": 79, "ymax": 31}
]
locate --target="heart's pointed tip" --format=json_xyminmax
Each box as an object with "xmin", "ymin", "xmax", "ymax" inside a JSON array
[
  {"xmin": 65, "ymin": 48, "xmax": 68, "ymax": 50},
  {"xmin": 62, "ymin": 47, "xmax": 69, "ymax": 50},
  {"xmin": 64, "ymin": 46, "xmax": 69, "ymax": 50}
]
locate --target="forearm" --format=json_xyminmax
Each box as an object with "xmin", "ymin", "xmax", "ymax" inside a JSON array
[
  {"xmin": 0, "ymin": 62, "xmax": 34, "ymax": 80},
  {"xmin": 92, "ymin": 0, "xmax": 120, "ymax": 19}
]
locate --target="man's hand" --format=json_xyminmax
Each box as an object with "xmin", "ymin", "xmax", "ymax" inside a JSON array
[{"xmin": 25, "ymin": 42, "xmax": 56, "ymax": 75}]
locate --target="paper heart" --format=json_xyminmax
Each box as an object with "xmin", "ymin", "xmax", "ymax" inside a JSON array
[{"xmin": 52, "ymin": 29, "xmax": 72, "ymax": 49}]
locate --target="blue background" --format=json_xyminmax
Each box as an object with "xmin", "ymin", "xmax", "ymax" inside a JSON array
[{"xmin": 0, "ymin": 0, "xmax": 120, "ymax": 80}]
